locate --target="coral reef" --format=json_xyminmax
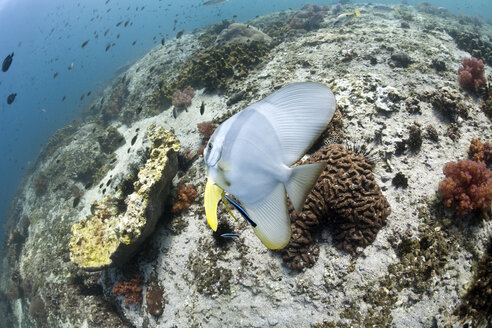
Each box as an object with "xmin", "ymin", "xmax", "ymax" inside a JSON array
[
  {"xmin": 151, "ymin": 41, "xmax": 271, "ymax": 108},
  {"xmin": 454, "ymin": 238, "xmax": 492, "ymax": 327},
  {"xmin": 102, "ymin": 81, "xmax": 128, "ymax": 123},
  {"xmin": 145, "ymin": 284, "xmax": 164, "ymax": 317},
  {"xmin": 438, "ymin": 159, "xmax": 492, "ymax": 216},
  {"xmin": 69, "ymin": 125, "xmax": 179, "ymax": 270},
  {"xmin": 468, "ymin": 138, "xmax": 492, "ymax": 167},
  {"xmin": 447, "ymin": 30, "xmax": 492, "ymax": 66},
  {"xmin": 425, "ymin": 88, "xmax": 469, "ymax": 121},
  {"xmin": 172, "ymin": 86, "xmax": 195, "ymax": 108},
  {"xmin": 458, "ymin": 57, "xmax": 487, "ymax": 92},
  {"xmin": 112, "ymin": 276, "xmax": 143, "ymax": 307},
  {"xmin": 287, "ymin": 4, "xmax": 329, "ymax": 31},
  {"xmin": 171, "ymin": 184, "xmax": 197, "ymax": 213},
  {"xmin": 33, "ymin": 173, "xmax": 48, "ymax": 196},
  {"xmin": 214, "ymin": 23, "xmax": 272, "ymax": 47},
  {"xmin": 98, "ymin": 126, "xmax": 125, "ymax": 154},
  {"xmin": 282, "ymin": 144, "xmax": 391, "ymax": 270}
]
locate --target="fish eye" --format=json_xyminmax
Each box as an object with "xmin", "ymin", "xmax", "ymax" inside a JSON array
[{"xmin": 208, "ymin": 142, "xmax": 213, "ymax": 149}]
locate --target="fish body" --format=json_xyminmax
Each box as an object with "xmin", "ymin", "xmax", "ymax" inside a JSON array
[
  {"xmin": 200, "ymin": 101, "xmax": 205, "ymax": 115},
  {"xmin": 2, "ymin": 52, "xmax": 14, "ymax": 72},
  {"xmin": 204, "ymin": 82, "xmax": 336, "ymax": 249},
  {"xmin": 7, "ymin": 93, "xmax": 16, "ymax": 104},
  {"xmin": 203, "ymin": 0, "xmax": 230, "ymax": 6},
  {"xmin": 81, "ymin": 39, "xmax": 89, "ymax": 48},
  {"xmin": 220, "ymin": 233, "xmax": 239, "ymax": 238},
  {"xmin": 68, "ymin": 62, "xmax": 74, "ymax": 70}
]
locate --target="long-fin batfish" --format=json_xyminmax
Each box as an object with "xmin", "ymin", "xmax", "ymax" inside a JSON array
[{"xmin": 203, "ymin": 82, "xmax": 336, "ymax": 249}]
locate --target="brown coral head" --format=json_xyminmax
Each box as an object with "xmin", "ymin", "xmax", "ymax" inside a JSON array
[
  {"xmin": 281, "ymin": 144, "xmax": 391, "ymax": 270},
  {"xmin": 458, "ymin": 57, "xmax": 487, "ymax": 91},
  {"xmin": 438, "ymin": 159, "xmax": 492, "ymax": 216}
]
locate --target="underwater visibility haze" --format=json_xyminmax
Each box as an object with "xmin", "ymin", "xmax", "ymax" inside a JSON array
[{"xmin": 0, "ymin": 0, "xmax": 491, "ymax": 327}]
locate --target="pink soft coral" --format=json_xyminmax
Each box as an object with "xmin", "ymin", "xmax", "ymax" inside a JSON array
[
  {"xmin": 458, "ymin": 57, "xmax": 487, "ymax": 91},
  {"xmin": 438, "ymin": 159, "xmax": 492, "ymax": 215},
  {"xmin": 172, "ymin": 86, "xmax": 195, "ymax": 108}
]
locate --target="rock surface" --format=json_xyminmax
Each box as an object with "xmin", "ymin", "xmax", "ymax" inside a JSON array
[
  {"xmin": 70, "ymin": 125, "xmax": 179, "ymax": 270},
  {"xmin": 214, "ymin": 23, "xmax": 273, "ymax": 47}
]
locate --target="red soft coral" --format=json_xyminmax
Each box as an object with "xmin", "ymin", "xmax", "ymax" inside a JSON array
[
  {"xmin": 458, "ymin": 57, "xmax": 487, "ymax": 92},
  {"xmin": 438, "ymin": 159, "xmax": 492, "ymax": 215},
  {"xmin": 112, "ymin": 276, "xmax": 143, "ymax": 307},
  {"xmin": 171, "ymin": 184, "xmax": 197, "ymax": 213},
  {"xmin": 468, "ymin": 138, "xmax": 492, "ymax": 168}
]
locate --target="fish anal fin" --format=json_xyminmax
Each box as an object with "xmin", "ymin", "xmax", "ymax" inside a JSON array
[
  {"xmin": 244, "ymin": 184, "xmax": 291, "ymax": 249},
  {"xmin": 286, "ymin": 162, "xmax": 326, "ymax": 213}
]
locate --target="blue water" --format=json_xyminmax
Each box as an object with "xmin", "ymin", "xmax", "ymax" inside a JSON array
[{"xmin": 0, "ymin": 0, "xmax": 491, "ymax": 242}]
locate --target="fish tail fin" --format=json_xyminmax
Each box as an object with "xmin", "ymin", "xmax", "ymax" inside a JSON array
[{"xmin": 285, "ymin": 162, "xmax": 326, "ymax": 213}]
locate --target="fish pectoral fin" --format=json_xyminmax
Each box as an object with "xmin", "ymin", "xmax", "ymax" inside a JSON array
[
  {"xmin": 243, "ymin": 183, "xmax": 291, "ymax": 250},
  {"xmin": 204, "ymin": 178, "xmax": 224, "ymax": 231},
  {"xmin": 286, "ymin": 162, "xmax": 326, "ymax": 213}
]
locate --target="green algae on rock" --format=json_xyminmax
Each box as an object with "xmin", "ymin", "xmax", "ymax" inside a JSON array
[{"xmin": 69, "ymin": 125, "xmax": 180, "ymax": 271}]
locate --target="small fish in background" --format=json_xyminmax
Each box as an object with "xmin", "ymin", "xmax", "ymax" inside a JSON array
[
  {"xmin": 161, "ymin": 37, "xmax": 165, "ymax": 46},
  {"xmin": 40, "ymin": 108, "xmax": 47, "ymax": 113},
  {"xmin": 116, "ymin": 20, "xmax": 123, "ymax": 27},
  {"xmin": 104, "ymin": 28, "xmax": 110, "ymax": 36},
  {"xmin": 87, "ymin": 91, "xmax": 92, "ymax": 96},
  {"xmin": 172, "ymin": 107, "xmax": 178, "ymax": 119},
  {"xmin": 124, "ymin": 19, "xmax": 130, "ymax": 27},
  {"xmin": 176, "ymin": 30, "xmax": 184, "ymax": 39},
  {"xmin": 200, "ymin": 101, "xmax": 205, "ymax": 115},
  {"xmin": 132, "ymin": 40, "xmax": 137, "ymax": 46},
  {"xmin": 81, "ymin": 39, "xmax": 90, "ymax": 48},
  {"xmin": 7, "ymin": 93, "xmax": 16, "ymax": 104},
  {"xmin": 68, "ymin": 62, "xmax": 74, "ymax": 70},
  {"xmin": 80, "ymin": 94, "xmax": 85, "ymax": 101},
  {"xmin": 220, "ymin": 233, "xmax": 239, "ymax": 238},
  {"xmin": 203, "ymin": 0, "xmax": 230, "ymax": 6},
  {"xmin": 53, "ymin": 72, "xmax": 59, "ymax": 78},
  {"xmin": 2, "ymin": 52, "xmax": 14, "ymax": 72},
  {"xmin": 62, "ymin": 95, "xmax": 66, "ymax": 101},
  {"xmin": 105, "ymin": 44, "xmax": 111, "ymax": 52}
]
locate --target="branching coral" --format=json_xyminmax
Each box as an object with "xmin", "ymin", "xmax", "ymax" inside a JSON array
[
  {"xmin": 112, "ymin": 276, "xmax": 143, "ymax": 307},
  {"xmin": 438, "ymin": 159, "xmax": 492, "ymax": 216},
  {"xmin": 468, "ymin": 138, "xmax": 492, "ymax": 167},
  {"xmin": 281, "ymin": 144, "xmax": 391, "ymax": 270},
  {"xmin": 458, "ymin": 57, "xmax": 487, "ymax": 92},
  {"xmin": 172, "ymin": 86, "xmax": 195, "ymax": 108},
  {"xmin": 171, "ymin": 184, "xmax": 197, "ymax": 213}
]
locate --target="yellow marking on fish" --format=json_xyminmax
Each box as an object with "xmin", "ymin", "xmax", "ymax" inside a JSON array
[
  {"xmin": 204, "ymin": 178, "xmax": 224, "ymax": 231},
  {"xmin": 221, "ymin": 193, "xmax": 238, "ymax": 222}
]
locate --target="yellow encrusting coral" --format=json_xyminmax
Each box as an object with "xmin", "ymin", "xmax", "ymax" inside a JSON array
[{"xmin": 69, "ymin": 124, "xmax": 180, "ymax": 270}]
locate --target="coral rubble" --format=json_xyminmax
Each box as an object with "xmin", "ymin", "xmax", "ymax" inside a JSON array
[
  {"xmin": 214, "ymin": 23, "xmax": 272, "ymax": 47},
  {"xmin": 438, "ymin": 159, "xmax": 492, "ymax": 216},
  {"xmin": 69, "ymin": 125, "xmax": 179, "ymax": 270},
  {"xmin": 282, "ymin": 144, "xmax": 391, "ymax": 270}
]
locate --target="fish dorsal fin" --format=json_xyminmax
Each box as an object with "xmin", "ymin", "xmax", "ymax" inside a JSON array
[
  {"xmin": 243, "ymin": 183, "xmax": 291, "ymax": 249},
  {"xmin": 253, "ymin": 82, "xmax": 336, "ymax": 165}
]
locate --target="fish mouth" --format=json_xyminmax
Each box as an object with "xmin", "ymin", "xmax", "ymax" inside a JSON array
[{"xmin": 204, "ymin": 177, "xmax": 224, "ymax": 231}]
